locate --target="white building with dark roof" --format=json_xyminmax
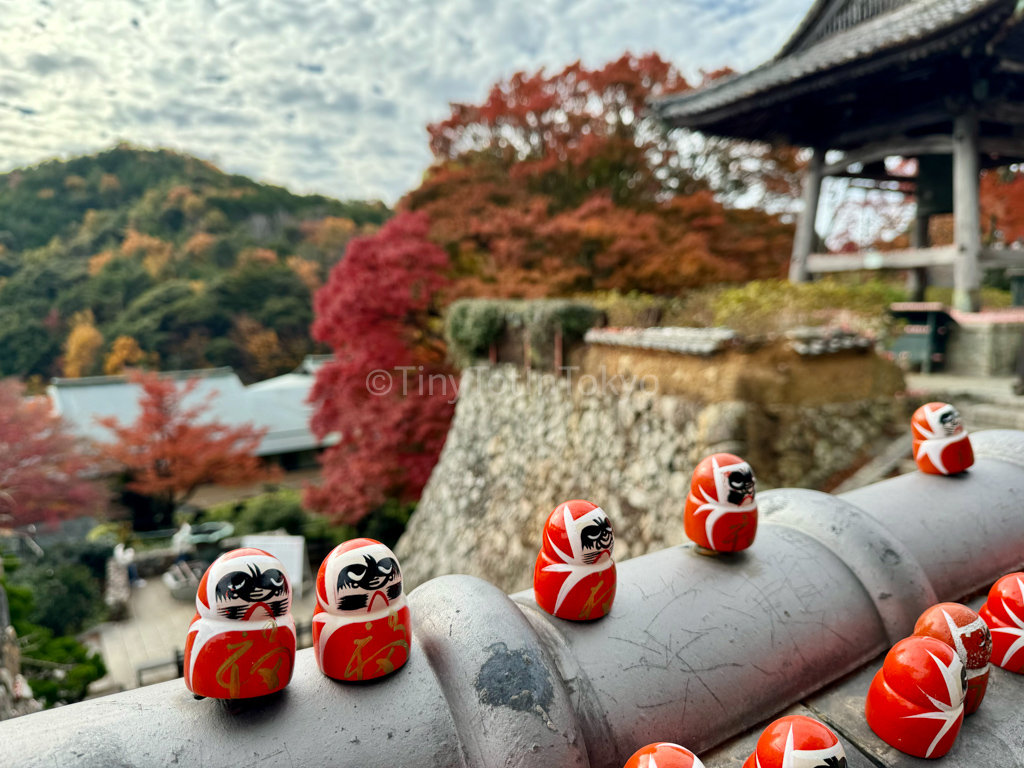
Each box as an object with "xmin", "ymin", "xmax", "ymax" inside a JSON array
[{"xmin": 48, "ymin": 358, "xmax": 334, "ymax": 463}]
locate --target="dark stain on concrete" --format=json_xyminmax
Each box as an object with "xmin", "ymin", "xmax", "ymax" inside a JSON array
[{"xmin": 476, "ymin": 643, "xmax": 553, "ymax": 713}]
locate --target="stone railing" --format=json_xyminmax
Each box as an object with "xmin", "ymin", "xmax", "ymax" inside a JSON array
[{"xmin": 1, "ymin": 430, "xmax": 1023, "ymax": 766}]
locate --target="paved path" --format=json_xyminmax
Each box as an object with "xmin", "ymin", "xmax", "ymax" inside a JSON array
[
  {"xmin": 905, "ymin": 373, "xmax": 1024, "ymax": 431},
  {"xmin": 905, "ymin": 373, "xmax": 1021, "ymax": 402},
  {"xmin": 86, "ymin": 578, "xmax": 317, "ymax": 696}
]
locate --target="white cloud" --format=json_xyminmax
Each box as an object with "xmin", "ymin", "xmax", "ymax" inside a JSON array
[{"xmin": 0, "ymin": 0, "xmax": 811, "ymax": 203}]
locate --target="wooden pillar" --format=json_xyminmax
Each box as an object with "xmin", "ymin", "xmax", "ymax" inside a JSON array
[
  {"xmin": 907, "ymin": 213, "xmax": 930, "ymax": 301},
  {"xmin": 790, "ymin": 148, "xmax": 825, "ymax": 283},
  {"xmin": 953, "ymin": 112, "xmax": 982, "ymax": 312}
]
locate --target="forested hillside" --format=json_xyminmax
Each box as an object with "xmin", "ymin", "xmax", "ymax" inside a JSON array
[{"xmin": 0, "ymin": 145, "xmax": 389, "ymax": 383}]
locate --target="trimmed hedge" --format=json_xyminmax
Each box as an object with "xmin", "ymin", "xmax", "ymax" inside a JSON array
[{"xmin": 445, "ymin": 298, "xmax": 602, "ymax": 367}]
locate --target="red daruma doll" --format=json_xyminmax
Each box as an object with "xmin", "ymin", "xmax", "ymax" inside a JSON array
[
  {"xmin": 865, "ymin": 636, "xmax": 966, "ymax": 759},
  {"xmin": 911, "ymin": 402, "xmax": 974, "ymax": 475},
  {"xmin": 684, "ymin": 454, "xmax": 757, "ymax": 554},
  {"xmin": 313, "ymin": 538, "xmax": 411, "ymax": 682},
  {"xmin": 742, "ymin": 715, "xmax": 847, "ymax": 768},
  {"xmin": 979, "ymin": 572, "xmax": 1024, "ymax": 674},
  {"xmin": 913, "ymin": 602, "xmax": 992, "ymax": 714},
  {"xmin": 624, "ymin": 743, "xmax": 705, "ymax": 767},
  {"xmin": 534, "ymin": 500, "xmax": 616, "ymax": 621},
  {"xmin": 185, "ymin": 548, "xmax": 296, "ymax": 700}
]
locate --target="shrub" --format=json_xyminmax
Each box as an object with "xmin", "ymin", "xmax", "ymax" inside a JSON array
[
  {"xmin": 445, "ymin": 298, "xmax": 601, "ymax": 367},
  {"xmin": 924, "ymin": 285, "xmax": 1012, "ymax": 308},
  {"xmin": 15, "ymin": 563, "xmax": 104, "ymax": 636},
  {"xmin": 237, "ymin": 490, "xmax": 308, "ymax": 536},
  {"xmin": 445, "ymin": 299, "xmax": 506, "ymax": 367},
  {"xmin": 2, "ymin": 572, "xmax": 107, "ymax": 708},
  {"xmin": 202, "ymin": 490, "xmax": 413, "ymax": 552},
  {"xmin": 711, "ymin": 278, "xmax": 905, "ymax": 338}
]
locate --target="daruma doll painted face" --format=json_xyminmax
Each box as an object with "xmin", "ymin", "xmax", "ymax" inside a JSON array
[
  {"xmin": 684, "ymin": 453, "xmax": 757, "ymax": 553},
  {"xmin": 184, "ymin": 548, "xmax": 296, "ymax": 700},
  {"xmin": 911, "ymin": 402, "xmax": 974, "ymax": 475},
  {"xmin": 313, "ymin": 538, "xmax": 411, "ymax": 682},
  {"xmin": 534, "ymin": 500, "xmax": 616, "ymax": 621},
  {"xmin": 913, "ymin": 602, "xmax": 992, "ymax": 714}
]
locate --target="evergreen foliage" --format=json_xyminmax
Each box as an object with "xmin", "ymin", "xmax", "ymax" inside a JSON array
[{"xmin": 0, "ymin": 145, "xmax": 389, "ymax": 382}]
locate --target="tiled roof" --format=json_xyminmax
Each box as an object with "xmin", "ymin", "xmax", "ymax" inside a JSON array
[
  {"xmin": 784, "ymin": 326, "xmax": 874, "ymax": 355},
  {"xmin": 49, "ymin": 366, "xmax": 332, "ymax": 457},
  {"xmin": 586, "ymin": 326, "xmax": 876, "ymax": 356},
  {"xmin": 584, "ymin": 327, "xmax": 739, "ymax": 356},
  {"xmin": 655, "ymin": 0, "xmax": 1010, "ymax": 123}
]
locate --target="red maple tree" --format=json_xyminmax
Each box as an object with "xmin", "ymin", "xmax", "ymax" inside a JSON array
[
  {"xmin": 405, "ymin": 53, "xmax": 795, "ymax": 297},
  {"xmin": 97, "ymin": 370, "xmax": 278, "ymax": 512},
  {"xmin": 306, "ymin": 212, "xmax": 453, "ymax": 524},
  {"xmin": 0, "ymin": 379, "xmax": 106, "ymax": 527},
  {"xmin": 982, "ymin": 167, "xmax": 1024, "ymax": 246}
]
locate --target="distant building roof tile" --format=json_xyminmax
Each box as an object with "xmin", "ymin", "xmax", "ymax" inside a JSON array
[
  {"xmin": 49, "ymin": 364, "xmax": 332, "ymax": 457},
  {"xmin": 655, "ymin": 0, "xmax": 1010, "ymax": 123}
]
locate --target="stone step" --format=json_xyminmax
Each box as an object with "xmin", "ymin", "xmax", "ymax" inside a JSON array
[{"xmin": 962, "ymin": 403, "xmax": 1024, "ymax": 432}]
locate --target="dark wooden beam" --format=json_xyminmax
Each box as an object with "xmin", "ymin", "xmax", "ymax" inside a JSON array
[
  {"xmin": 823, "ymin": 135, "xmax": 953, "ymax": 176},
  {"xmin": 980, "ymin": 136, "xmax": 1024, "ymax": 158},
  {"xmin": 980, "ymin": 100, "xmax": 1024, "ymax": 125},
  {"xmin": 829, "ymin": 110, "xmax": 952, "ymax": 149}
]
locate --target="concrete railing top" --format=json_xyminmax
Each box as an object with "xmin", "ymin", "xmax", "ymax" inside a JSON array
[{"xmin": 3, "ymin": 430, "xmax": 1024, "ymax": 768}]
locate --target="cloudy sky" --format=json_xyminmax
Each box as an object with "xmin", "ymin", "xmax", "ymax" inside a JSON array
[{"xmin": 1, "ymin": 0, "xmax": 812, "ymax": 203}]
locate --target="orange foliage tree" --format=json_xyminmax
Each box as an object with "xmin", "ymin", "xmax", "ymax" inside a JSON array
[
  {"xmin": 63, "ymin": 311, "xmax": 104, "ymax": 378},
  {"xmin": 405, "ymin": 53, "xmax": 795, "ymax": 297},
  {"xmin": 0, "ymin": 379, "xmax": 106, "ymax": 527},
  {"xmin": 306, "ymin": 212, "xmax": 452, "ymax": 524},
  {"xmin": 98, "ymin": 371, "xmax": 279, "ymax": 518},
  {"xmin": 103, "ymin": 335, "xmax": 147, "ymax": 375},
  {"xmin": 982, "ymin": 167, "xmax": 1024, "ymax": 246}
]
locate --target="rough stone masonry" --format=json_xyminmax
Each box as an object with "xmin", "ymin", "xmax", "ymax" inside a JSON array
[{"xmin": 398, "ymin": 330, "xmax": 905, "ymax": 593}]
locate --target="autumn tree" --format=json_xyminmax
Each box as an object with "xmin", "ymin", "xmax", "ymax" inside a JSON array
[
  {"xmin": 63, "ymin": 310, "xmax": 104, "ymax": 378},
  {"xmin": 121, "ymin": 229, "xmax": 173, "ymax": 278},
  {"xmin": 428, "ymin": 53, "xmax": 691, "ymax": 209},
  {"xmin": 98, "ymin": 371, "xmax": 279, "ymax": 524},
  {"xmin": 306, "ymin": 212, "xmax": 453, "ymax": 524},
  {"xmin": 982, "ymin": 167, "xmax": 1024, "ymax": 245},
  {"xmin": 405, "ymin": 54, "xmax": 795, "ymax": 297},
  {"xmin": 232, "ymin": 315, "xmax": 291, "ymax": 380},
  {"xmin": 103, "ymin": 335, "xmax": 147, "ymax": 375},
  {"xmin": 0, "ymin": 379, "xmax": 106, "ymax": 527}
]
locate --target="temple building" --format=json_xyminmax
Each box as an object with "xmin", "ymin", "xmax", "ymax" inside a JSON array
[{"xmin": 655, "ymin": 0, "xmax": 1024, "ymax": 311}]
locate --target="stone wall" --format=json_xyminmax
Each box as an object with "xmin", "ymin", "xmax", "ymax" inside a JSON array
[
  {"xmin": 946, "ymin": 319, "xmax": 1024, "ymax": 376},
  {"xmin": 397, "ymin": 346, "xmax": 903, "ymax": 593}
]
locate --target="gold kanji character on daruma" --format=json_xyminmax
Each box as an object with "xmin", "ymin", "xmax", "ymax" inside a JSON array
[
  {"xmin": 184, "ymin": 548, "xmax": 296, "ymax": 700},
  {"xmin": 534, "ymin": 500, "xmax": 616, "ymax": 621},
  {"xmin": 312, "ymin": 538, "xmax": 411, "ymax": 681}
]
